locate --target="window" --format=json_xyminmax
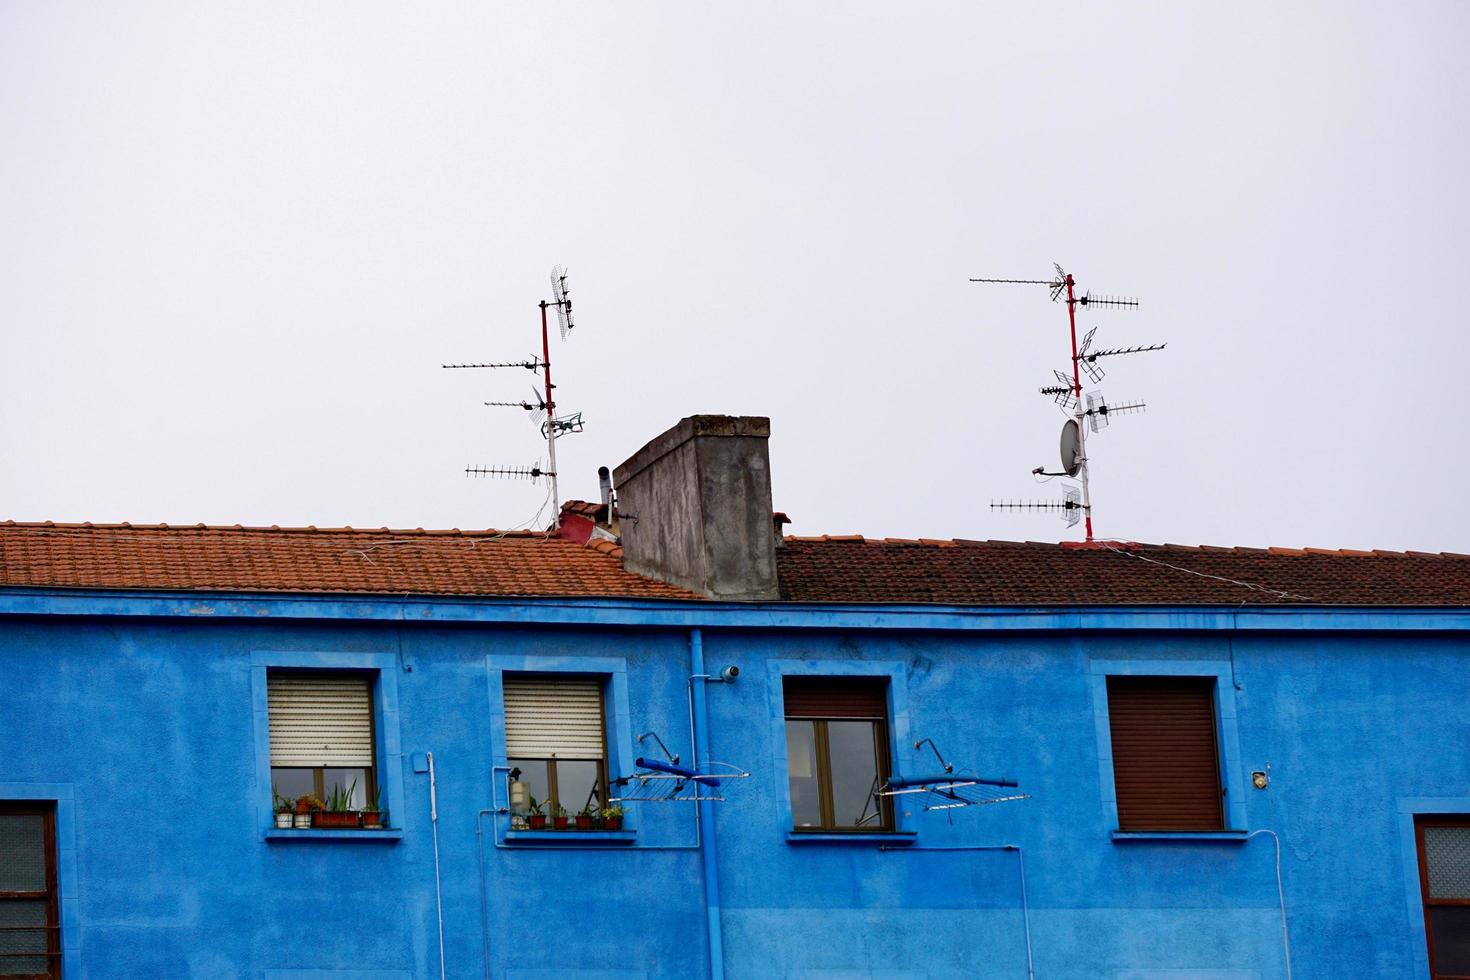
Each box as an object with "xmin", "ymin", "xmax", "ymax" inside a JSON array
[
  {"xmin": 268, "ymin": 671, "xmax": 376, "ymax": 811},
  {"xmin": 1417, "ymin": 816, "xmax": 1470, "ymax": 979},
  {"xmin": 783, "ymin": 677, "xmax": 893, "ymax": 832},
  {"xmin": 0, "ymin": 803, "xmax": 60, "ymax": 980},
  {"xmin": 1106, "ymin": 675, "xmax": 1223, "ymax": 831},
  {"xmin": 504, "ymin": 675, "xmax": 608, "ymax": 820}
]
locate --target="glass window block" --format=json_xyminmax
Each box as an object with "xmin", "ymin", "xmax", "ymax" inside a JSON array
[
  {"xmin": 785, "ymin": 721, "xmax": 821, "ymax": 828},
  {"xmin": 271, "ymin": 768, "xmax": 315, "ymax": 804},
  {"xmin": 0, "ymin": 815, "xmax": 45, "ymax": 891},
  {"xmin": 554, "ymin": 760, "xmax": 603, "ymax": 814},
  {"xmin": 1424, "ymin": 826, "xmax": 1470, "ymax": 899},
  {"xmin": 323, "ymin": 769, "xmax": 368, "ymax": 809},
  {"xmin": 827, "ymin": 721, "xmax": 884, "ymax": 829},
  {"xmin": 508, "ymin": 759, "xmax": 550, "ymax": 814},
  {"xmin": 0, "ymin": 899, "xmax": 50, "ymax": 975},
  {"xmin": 1430, "ymin": 906, "xmax": 1470, "ymax": 975}
]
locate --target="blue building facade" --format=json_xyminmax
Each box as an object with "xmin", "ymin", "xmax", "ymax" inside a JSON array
[
  {"xmin": 4, "ymin": 415, "xmax": 1469, "ymax": 978},
  {"xmin": 2, "ymin": 588, "xmax": 1469, "ymax": 979}
]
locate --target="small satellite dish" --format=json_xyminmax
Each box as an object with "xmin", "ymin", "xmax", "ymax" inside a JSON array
[{"xmin": 1059, "ymin": 419, "xmax": 1081, "ymax": 477}]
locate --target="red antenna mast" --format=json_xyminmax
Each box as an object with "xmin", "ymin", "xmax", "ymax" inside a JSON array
[
  {"xmin": 973, "ymin": 263, "xmax": 1160, "ymax": 543},
  {"xmin": 443, "ymin": 265, "xmax": 582, "ymax": 529}
]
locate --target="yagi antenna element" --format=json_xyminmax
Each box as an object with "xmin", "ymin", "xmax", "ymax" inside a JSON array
[
  {"xmin": 442, "ymin": 264, "xmax": 587, "ymax": 529},
  {"xmin": 972, "ymin": 263, "xmax": 1164, "ymax": 543}
]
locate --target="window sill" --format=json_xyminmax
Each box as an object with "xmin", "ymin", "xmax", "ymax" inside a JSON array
[
  {"xmin": 1110, "ymin": 830, "xmax": 1248, "ymax": 843},
  {"xmin": 504, "ymin": 830, "xmax": 637, "ymax": 845},
  {"xmin": 787, "ymin": 831, "xmax": 918, "ymax": 846},
  {"xmin": 265, "ymin": 828, "xmax": 403, "ymax": 843}
]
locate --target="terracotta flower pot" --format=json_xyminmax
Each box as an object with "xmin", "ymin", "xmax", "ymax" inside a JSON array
[
  {"xmin": 603, "ymin": 815, "xmax": 623, "ymax": 831},
  {"xmin": 553, "ymin": 816, "xmax": 570, "ymax": 830},
  {"xmin": 294, "ymin": 801, "xmax": 313, "ymax": 816},
  {"xmin": 313, "ymin": 811, "xmax": 361, "ymax": 829},
  {"xmin": 575, "ymin": 815, "xmax": 593, "ymax": 830},
  {"xmin": 527, "ymin": 815, "xmax": 547, "ymax": 830},
  {"xmin": 362, "ymin": 810, "xmax": 382, "ymax": 829}
]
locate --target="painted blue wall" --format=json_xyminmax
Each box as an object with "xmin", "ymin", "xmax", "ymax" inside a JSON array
[{"xmin": 1, "ymin": 593, "xmax": 1466, "ymax": 979}]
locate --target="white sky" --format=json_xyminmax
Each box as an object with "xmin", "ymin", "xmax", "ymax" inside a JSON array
[{"xmin": 3, "ymin": 3, "xmax": 1468, "ymax": 552}]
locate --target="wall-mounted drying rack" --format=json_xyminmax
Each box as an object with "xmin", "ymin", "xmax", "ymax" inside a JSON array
[
  {"xmin": 609, "ymin": 731, "xmax": 750, "ymax": 803},
  {"xmin": 878, "ymin": 738, "xmax": 1030, "ymax": 812}
]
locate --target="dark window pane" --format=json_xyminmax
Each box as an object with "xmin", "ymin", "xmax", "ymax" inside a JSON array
[
  {"xmin": 786, "ymin": 721, "xmax": 822, "ymax": 828},
  {"xmin": 828, "ymin": 721, "xmax": 884, "ymax": 829},
  {"xmin": 509, "ymin": 759, "xmax": 550, "ymax": 814},
  {"xmin": 0, "ymin": 899, "xmax": 49, "ymax": 975},
  {"xmin": 271, "ymin": 768, "xmax": 315, "ymax": 805},
  {"xmin": 0, "ymin": 815, "xmax": 44, "ymax": 891},
  {"xmin": 1430, "ymin": 906, "xmax": 1470, "ymax": 975},
  {"xmin": 555, "ymin": 760, "xmax": 603, "ymax": 813},
  {"xmin": 323, "ymin": 769, "xmax": 368, "ymax": 809}
]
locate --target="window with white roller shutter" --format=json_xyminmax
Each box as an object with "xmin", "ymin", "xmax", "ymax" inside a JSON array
[
  {"xmin": 268, "ymin": 671, "xmax": 377, "ymax": 812},
  {"xmin": 503, "ymin": 675, "xmax": 608, "ymax": 820}
]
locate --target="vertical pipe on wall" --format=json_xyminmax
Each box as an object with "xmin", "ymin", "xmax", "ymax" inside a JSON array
[
  {"xmin": 689, "ymin": 628, "xmax": 725, "ymax": 980},
  {"xmin": 428, "ymin": 751, "xmax": 447, "ymax": 980},
  {"xmin": 1247, "ymin": 829, "xmax": 1293, "ymax": 980}
]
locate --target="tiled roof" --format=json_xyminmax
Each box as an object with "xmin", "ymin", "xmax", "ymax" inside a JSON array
[
  {"xmin": 0, "ymin": 522, "xmax": 697, "ymax": 600},
  {"xmin": 3, "ymin": 522, "xmax": 1468, "ymax": 606},
  {"xmin": 775, "ymin": 537, "xmax": 1470, "ymax": 606}
]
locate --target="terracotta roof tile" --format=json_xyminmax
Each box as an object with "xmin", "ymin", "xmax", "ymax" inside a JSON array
[
  {"xmin": 775, "ymin": 537, "xmax": 1470, "ymax": 606},
  {"xmin": 0, "ymin": 523, "xmax": 697, "ymax": 600}
]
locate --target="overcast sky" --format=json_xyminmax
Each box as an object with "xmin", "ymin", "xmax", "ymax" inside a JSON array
[{"xmin": 3, "ymin": 3, "xmax": 1467, "ymax": 552}]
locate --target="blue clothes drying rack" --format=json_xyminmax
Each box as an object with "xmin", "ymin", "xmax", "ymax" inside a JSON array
[
  {"xmin": 609, "ymin": 731, "xmax": 750, "ymax": 803},
  {"xmin": 878, "ymin": 738, "xmax": 1030, "ymax": 811}
]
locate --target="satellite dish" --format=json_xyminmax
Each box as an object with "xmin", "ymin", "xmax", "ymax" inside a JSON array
[{"xmin": 1059, "ymin": 419, "xmax": 1081, "ymax": 477}]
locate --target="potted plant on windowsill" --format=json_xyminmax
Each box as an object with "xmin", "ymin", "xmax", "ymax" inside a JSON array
[
  {"xmin": 273, "ymin": 790, "xmax": 294, "ymax": 829},
  {"xmin": 526, "ymin": 797, "xmax": 547, "ymax": 831},
  {"xmin": 362, "ymin": 788, "xmax": 385, "ymax": 829},
  {"xmin": 293, "ymin": 794, "xmax": 323, "ymax": 829},
  {"xmin": 314, "ymin": 780, "xmax": 361, "ymax": 829},
  {"xmin": 600, "ymin": 805, "xmax": 624, "ymax": 831},
  {"xmin": 552, "ymin": 802, "xmax": 569, "ymax": 831},
  {"xmin": 575, "ymin": 803, "xmax": 597, "ymax": 831}
]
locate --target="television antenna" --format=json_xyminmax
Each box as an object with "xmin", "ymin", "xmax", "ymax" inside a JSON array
[
  {"xmin": 971, "ymin": 263, "xmax": 1164, "ymax": 543},
  {"xmin": 442, "ymin": 265, "xmax": 583, "ymax": 528}
]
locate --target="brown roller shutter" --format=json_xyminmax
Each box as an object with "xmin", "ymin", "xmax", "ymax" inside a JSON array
[
  {"xmin": 1106, "ymin": 675, "xmax": 1223, "ymax": 831},
  {"xmin": 784, "ymin": 677, "xmax": 888, "ymax": 719}
]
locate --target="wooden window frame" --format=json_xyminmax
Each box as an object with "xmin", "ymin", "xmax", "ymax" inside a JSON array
[
  {"xmin": 1416, "ymin": 814, "xmax": 1470, "ymax": 980},
  {"xmin": 504, "ymin": 674, "xmax": 611, "ymax": 819},
  {"xmin": 267, "ymin": 669, "xmax": 379, "ymax": 812},
  {"xmin": 0, "ymin": 802, "xmax": 61, "ymax": 980},
  {"xmin": 783, "ymin": 677, "xmax": 895, "ymax": 834}
]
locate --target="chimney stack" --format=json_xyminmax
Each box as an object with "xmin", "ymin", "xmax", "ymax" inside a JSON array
[{"xmin": 613, "ymin": 415, "xmax": 779, "ymax": 600}]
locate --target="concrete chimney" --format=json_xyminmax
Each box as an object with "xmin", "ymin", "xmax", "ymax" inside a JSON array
[{"xmin": 613, "ymin": 415, "xmax": 779, "ymax": 600}]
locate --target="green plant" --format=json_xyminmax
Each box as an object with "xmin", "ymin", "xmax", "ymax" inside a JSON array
[
  {"xmin": 325, "ymin": 779, "xmax": 359, "ymax": 813},
  {"xmin": 365, "ymin": 786, "xmax": 382, "ymax": 812},
  {"xmin": 579, "ymin": 802, "xmax": 599, "ymax": 818},
  {"xmin": 272, "ymin": 788, "xmax": 293, "ymax": 813},
  {"xmin": 552, "ymin": 802, "xmax": 568, "ymax": 818},
  {"xmin": 526, "ymin": 796, "xmax": 544, "ymax": 816},
  {"xmin": 600, "ymin": 805, "xmax": 624, "ymax": 821}
]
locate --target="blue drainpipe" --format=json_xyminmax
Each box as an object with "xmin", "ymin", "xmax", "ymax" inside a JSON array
[{"xmin": 690, "ymin": 628, "xmax": 725, "ymax": 980}]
